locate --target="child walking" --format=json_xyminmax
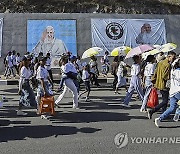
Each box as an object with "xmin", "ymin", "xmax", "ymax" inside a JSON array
[{"xmin": 78, "ymin": 63, "xmax": 91, "ymax": 101}]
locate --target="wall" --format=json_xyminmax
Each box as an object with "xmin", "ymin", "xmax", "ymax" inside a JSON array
[{"xmin": 0, "ymin": 13, "xmax": 180, "ymax": 74}]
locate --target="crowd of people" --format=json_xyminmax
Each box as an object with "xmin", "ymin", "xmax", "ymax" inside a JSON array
[{"xmin": 2, "ymin": 50, "xmax": 180, "ymax": 127}]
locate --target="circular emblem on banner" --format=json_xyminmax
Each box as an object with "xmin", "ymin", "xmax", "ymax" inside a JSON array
[{"xmin": 106, "ymin": 22, "xmax": 123, "ymax": 40}]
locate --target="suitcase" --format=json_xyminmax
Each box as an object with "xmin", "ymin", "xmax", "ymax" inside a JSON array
[{"xmin": 39, "ymin": 96, "xmax": 55, "ymax": 115}]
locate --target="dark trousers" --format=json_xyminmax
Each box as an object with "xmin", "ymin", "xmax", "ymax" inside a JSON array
[
  {"xmin": 48, "ymin": 69, "xmax": 53, "ymax": 82},
  {"xmin": 113, "ymin": 74, "xmax": 118, "ymax": 90},
  {"xmin": 152, "ymin": 89, "xmax": 169, "ymax": 113},
  {"xmin": 90, "ymin": 73, "xmax": 99, "ymax": 86}
]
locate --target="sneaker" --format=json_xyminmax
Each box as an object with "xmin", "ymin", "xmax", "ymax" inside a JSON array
[
  {"xmin": 155, "ymin": 118, "xmax": 161, "ymax": 127},
  {"xmin": 121, "ymin": 103, "xmax": 131, "ymax": 108},
  {"xmin": 173, "ymin": 114, "xmax": 179, "ymax": 122},
  {"xmin": 41, "ymin": 115, "xmax": 48, "ymax": 119},
  {"xmin": 147, "ymin": 109, "xmax": 153, "ymax": 119},
  {"xmin": 73, "ymin": 106, "xmax": 80, "ymax": 109},
  {"xmin": 54, "ymin": 103, "xmax": 60, "ymax": 108},
  {"xmin": 17, "ymin": 110, "xmax": 27, "ymax": 116},
  {"xmin": 85, "ymin": 97, "xmax": 90, "ymax": 102},
  {"xmin": 140, "ymin": 108, "xmax": 147, "ymax": 113}
]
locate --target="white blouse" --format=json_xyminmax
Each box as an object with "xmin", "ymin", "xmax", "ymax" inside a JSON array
[
  {"xmin": 20, "ymin": 66, "xmax": 32, "ymax": 79},
  {"xmin": 131, "ymin": 64, "xmax": 140, "ymax": 76},
  {"xmin": 144, "ymin": 63, "xmax": 156, "ymax": 77},
  {"xmin": 169, "ymin": 69, "xmax": 180, "ymax": 97},
  {"xmin": 82, "ymin": 70, "xmax": 90, "ymax": 81},
  {"xmin": 36, "ymin": 66, "xmax": 49, "ymax": 81},
  {"xmin": 45, "ymin": 57, "xmax": 52, "ymax": 70}
]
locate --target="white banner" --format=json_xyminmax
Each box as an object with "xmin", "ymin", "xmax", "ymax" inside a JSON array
[
  {"xmin": 0, "ymin": 18, "xmax": 3, "ymax": 57},
  {"xmin": 91, "ymin": 19, "xmax": 167, "ymax": 56}
]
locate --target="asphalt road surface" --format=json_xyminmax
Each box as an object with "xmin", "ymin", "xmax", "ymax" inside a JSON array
[{"xmin": 0, "ymin": 84, "xmax": 180, "ymax": 154}]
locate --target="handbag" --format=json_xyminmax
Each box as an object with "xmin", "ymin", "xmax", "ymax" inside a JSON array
[{"xmin": 147, "ymin": 87, "xmax": 159, "ymax": 108}]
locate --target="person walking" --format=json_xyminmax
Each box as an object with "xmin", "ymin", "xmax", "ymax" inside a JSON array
[
  {"xmin": 4, "ymin": 51, "xmax": 16, "ymax": 79},
  {"xmin": 154, "ymin": 58, "xmax": 180, "ymax": 127},
  {"xmin": 122, "ymin": 55, "xmax": 144, "ymax": 107},
  {"xmin": 78, "ymin": 62, "xmax": 91, "ymax": 101},
  {"xmin": 140, "ymin": 55, "xmax": 156, "ymax": 112},
  {"xmin": 45, "ymin": 53, "xmax": 54, "ymax": 82},
  {"xmin": 55, "ymin": 56, "xmax": 79, "ymax": 109},
  {"xmin": 111, "ymin": 56, "xmax": 119, "ymax": 90},
  {"xmin": 36, "ymin": 57, "xmax": 53, "ymax": 116},
  {"xmin": 147, "ymin": 51, "xmax": 176, "ymax": 119},
  {"xmin": 17, "ymin": 56, "xmax": 37, "ymax": 116},
  {"xmin": 89, "ymin": 55, "xmax": 100, "ymax": 87},
  {"xmin": 114, "ymin": 56, "xmax": 129, "ymax": 94}
]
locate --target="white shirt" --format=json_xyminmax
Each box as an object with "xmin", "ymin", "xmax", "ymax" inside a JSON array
[
  {"xmin": 64, "ymin": 62, "xmax": 77, "ymax": 74},
  {"xmin": 20, "ymin": 66, "xmax": 32, "ymax": 79},
  {"xmin": 11, "ymin": 55, "xmax": 16, "ymax": 65},
  {"xmin": 117, "ymin": 61, "xmax": 126, "ymax": 75},
  {"xmin": 131, "ymin": 64, "xmax": 140, "ymax": 76},
  {"xmin": 16, "ymin": 56, "xmax": 21, "ymax": 65},
  {"xmin": 6, "ymin": 55, "xmax": 13, "ymax": 67},
  {"xmin": 76, "ymin": 59, "xmax": 83, "ymax": 71},
  {"xmin": 144, "ymin": 63, "xmax": 156, "ymax": 77},
  {"xmin": 104, "ymin": 55, "xmax": 109, "ymax": 64},
  {"xmin": 82, "ymin": 70, "xmax": 90, "ymax": 81},
  {"xmin": 169, "ymin": 69, "xmax": 180, "ymax": 97},
  {"xmin": 36, "ymin": 66, "xmax": 49, "ymax": 81},
  {"xmin": 89, "ymin": 60, "xmax": 97, "ymax": 74},
  {"xmin": 45, "ymin": 57, "xmax": 52, "ymax": 70}
]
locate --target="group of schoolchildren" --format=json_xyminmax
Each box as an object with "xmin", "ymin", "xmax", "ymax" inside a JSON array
[
  {"xmin": 12, "ymin": 51, "xmax": 99, "ymax": 118},
  {"xmin": 4, "ymin": 50, "xmax": 21, "ymax": 79},
  {"xmin": 111, "ymin": 51, "xmax": 180, "ymax": 127},
  {"xmin": 2, "ymin": 50, "xmax": 180, "ymax": 126}
]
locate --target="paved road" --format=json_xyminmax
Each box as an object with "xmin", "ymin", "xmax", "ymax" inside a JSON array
[{"xmin": 0, "ymin": 84, "xmax": 180, "ymax": 154}]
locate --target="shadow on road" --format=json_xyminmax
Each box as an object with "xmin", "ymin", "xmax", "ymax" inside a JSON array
[
  {"xmin": 49, "ymin": 111, "xmax": 147, "ymax": 124},
  {"xmin": 0, "ymin": 125, "xmax": 101, "ymax": 142}
]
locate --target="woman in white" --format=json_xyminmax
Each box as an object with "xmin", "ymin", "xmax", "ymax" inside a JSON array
[
  {"xmin": 17, "ymin": 56, "xmax": 37, "ymax": 116},
  {"xmin": 114, "ymin": 56, "xmax": 128, "ymax": 94},
  {"xmin": 140, "ymin": 55, "xmax": 156, "ymax": 112},
  {"xmin": 55, "ymin": 56, "xmax": 79, "ymax": 109},
  {"xmin": 36, "ymin": 57, "xmax": 53, "ymax": 113}
]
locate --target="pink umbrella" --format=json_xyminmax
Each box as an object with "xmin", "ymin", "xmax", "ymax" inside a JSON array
[{"xmin": 125, "ymin": 44, "xmax": 154, "ymax": 59}]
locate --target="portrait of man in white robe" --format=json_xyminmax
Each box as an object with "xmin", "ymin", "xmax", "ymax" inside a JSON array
[
  {"xmin": 32, "ymin": 26, "xmax": 68, "ymax": 57},
  {"xmin": 136, "ymin": 23, "xmax": 153, "ymax": 45}
]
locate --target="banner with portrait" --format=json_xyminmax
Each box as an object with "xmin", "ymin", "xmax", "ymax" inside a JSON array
[
  {"xmin": 91, "ymin": 19, "xmax": 166, "ymax": 56},
  {"xmin": 27, "ymin": 20, "xmax": 77, "ymax": 68},
  {"xmin": 0, "ymin": 18, "xmax": 3, "ymax": 57}
]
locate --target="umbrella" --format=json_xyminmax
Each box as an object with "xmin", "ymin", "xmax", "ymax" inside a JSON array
[
  {"xmin": 82, "ymin": 47, "xmax": 103, "ymax": 59},
  {"xmin": 159, "ymin": 43, "xmax": 177, "ymax": 52},
  {"xmin": 111, "ymin": 46, "xmax": 131, "ymax": 56},
  {"xmin": 125, "ymin": 44, "xmax": 154, "ymax": 59},
  {"xmin": 148, "ymin": 43, "xmax": 177, "ymax": 55}
]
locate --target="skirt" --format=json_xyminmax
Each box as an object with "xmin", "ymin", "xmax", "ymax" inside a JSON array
[
  {"xmin": 37, "ymin": 80, "xmax": 53, "ymax": 97},
  {"xmin": 19, "ymin": 80, "xmax": 37, "ymax": 107}
]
